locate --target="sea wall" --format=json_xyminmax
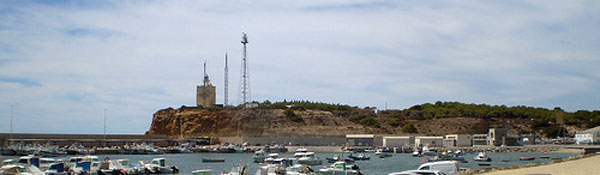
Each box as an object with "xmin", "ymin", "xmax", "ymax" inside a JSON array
[{"xmin": 217, "ymin": 136, "xmax": 346, "ymax": 146}]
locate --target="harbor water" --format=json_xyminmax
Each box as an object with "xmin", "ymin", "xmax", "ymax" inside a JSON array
[{"xmin": 0, "ymin": 152, "xmax": 579, "ymax": 175}]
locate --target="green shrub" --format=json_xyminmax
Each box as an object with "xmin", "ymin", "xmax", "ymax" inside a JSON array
[
  {"xmin": 284, "ymin": 108, "xmax": 303, "ymax": 122},
  {"xmin": 402, "ymin": 123, "xmax": 417, "ymax": 133}
]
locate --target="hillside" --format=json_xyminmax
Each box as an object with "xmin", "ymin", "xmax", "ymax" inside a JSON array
[{"xmin": 146, "ymin": 101, "xmax": 600, "ymax": 138}]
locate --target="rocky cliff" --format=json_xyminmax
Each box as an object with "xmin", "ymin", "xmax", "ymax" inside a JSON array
[{"xmin": 146, "ymin": 107, "xmax": 495, "ymax": 138}]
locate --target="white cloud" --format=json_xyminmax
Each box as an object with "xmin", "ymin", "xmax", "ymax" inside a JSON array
[{"xmin": 0, "ymin": 0, "xmax": 598, "ymax": 133}]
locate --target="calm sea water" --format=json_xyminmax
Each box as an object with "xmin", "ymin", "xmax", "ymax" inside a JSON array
[{"xmin": 1, "ymin": 152, "xmax": 579, "ymax": 175}]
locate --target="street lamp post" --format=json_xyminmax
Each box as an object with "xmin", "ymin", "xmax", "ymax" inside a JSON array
[{"xmin": 104, "ymin": 108, "xmax": 107, "ymax": 146}]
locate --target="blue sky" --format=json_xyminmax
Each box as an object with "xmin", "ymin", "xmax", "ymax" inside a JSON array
[{"xmin": 0, "ymin": 0, "xmax": 598, "ymax": 134}]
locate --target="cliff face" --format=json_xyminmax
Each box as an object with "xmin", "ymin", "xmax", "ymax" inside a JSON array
[
  {"xmin": 146, "ymin": 108, "xmax": 375, "ymax": 137},
  {"xmin": 146, "ymin": 107, "xmax": 496, "ymax": 138}
]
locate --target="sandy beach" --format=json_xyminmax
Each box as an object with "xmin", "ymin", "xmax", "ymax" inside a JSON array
[{"xmin": 478, "ymin": 154, "xmax": 600, "ymax": 175}]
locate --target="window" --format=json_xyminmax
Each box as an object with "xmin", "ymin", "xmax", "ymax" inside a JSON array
[
  {"xmin": 419, "ymin": 166, "xmax": 430, "ymax": 170},
  {"xmin": 416, "ymin": 173, "xmax": 436, "ymax": 175}
]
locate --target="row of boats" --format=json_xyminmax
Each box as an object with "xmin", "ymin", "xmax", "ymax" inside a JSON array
[
  {"xmin": 0, "ymin": 154, "xmax": 179, "ymax": 175},
  {"xmin": 1, "ymin": 144, "xmax": 291, "ymax": 157}
]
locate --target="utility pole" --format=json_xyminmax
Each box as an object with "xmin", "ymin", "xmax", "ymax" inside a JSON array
[
  {"xmin": 10, "ymin": 105, "xmax": 13, "ymax": 144},
  {"xmin": 224, "ymin": 53, "xmax": 229, "ymax": 106}
]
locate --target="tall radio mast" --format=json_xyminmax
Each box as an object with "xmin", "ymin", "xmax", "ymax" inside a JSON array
[
  {"xmin": 224, "ymin": 53, "xmax": 229, "ymax": 106},
  {"xmin": 239, "ymin": 32, "xmax": 251, "ymax": 104}
]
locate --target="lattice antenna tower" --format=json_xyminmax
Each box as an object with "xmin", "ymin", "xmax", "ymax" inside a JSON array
[
  {"xmin": 238, "ymin": 32, "xmax": 251, "ymax": 104},
  {"xmin": 224, "ymin": 53, "xmax": 229, "ymax": 106}
]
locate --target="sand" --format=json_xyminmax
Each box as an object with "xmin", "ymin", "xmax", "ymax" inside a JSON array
[{"xmin": 478, "ymin": 154, "xmax": 600, "ymax": 175}]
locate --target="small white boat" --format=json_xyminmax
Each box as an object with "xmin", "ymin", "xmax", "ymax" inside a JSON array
[
  {"xmin": 0, "ymin": 164, "xmax": 44, "ymax": 175},
  {"xmin": 296, "ymin": 147, "xmax": 308, "ymax": 153},
  {"xmin": 294, "ymin": 152, "xmax": 323, "ymax": 165},
  {"xmin": 264, "ymin": 153, "xmax": 280, "ymax": 164},
  {"xmin": 253, "ymin": 150, "xmax": 266, "ymax": 163},
  {"xmin": 317, "ymin": 162, "xmax": 361, "ymax": 175},
  {"xmin": 192, "ymin": 169, "xmax": 213, "ymax": 175},
  {"xmin": 139, "ymin": 157, "xmax": 180, "ymax": 174},
  {"xmin": 375, "ymin": 150, "xmax": 392, "ymax": 158},
  {"xmin": 473, "ymin": 152, "xmax": 491, "ymax": 162},
  {"xmin": 221, "ymin": 164, "xmax": 249, "ymax": 175},
  {"xmin": 412, "ymin": 151, "xmax": 421, "ymax": 157},
  {"xmin": 286, "ymin": 164, "xmax": 315, "ymax": 175}
]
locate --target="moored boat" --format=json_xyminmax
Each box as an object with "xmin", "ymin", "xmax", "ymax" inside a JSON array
[
  {"xmin": 473, "ymin": 152, "xmax": 491, "ymax": 162},
  {"xmin": 519, "ymin": 157, "xmax": 535, "ymax": 161},
  {"xmin": 139, "ymin": 157, "xmax": 179, "ymax": 174},
  {"xmin": 294, "ymin": 152, "xmax": 323, "ymax": 165},
  {"xmin": 317, "ymin": 161, "xmax": 361, "ymax": 175},
  {"xmin": 253, "ymin": 150, "xmax": 266, "ymax": 163},
  {"xmin": 202, "ymin": 157, "xmax": 225, "ymax": 163},
  {"xmin": 192, "ymin": 169, "xmax": 213, "ymax": 175},
  {"xmin": 348, "ymin": 153, "xmax": 370, "ymax": 161},
  {"xmin": 477, "ymin": 163, "xmax": 491, "ymax": 166},
  {"xmin": 325, "ymin": 154, "xmax": 354, "ymax": 163}
]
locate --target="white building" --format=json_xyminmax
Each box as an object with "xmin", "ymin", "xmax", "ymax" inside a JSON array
[
  {"xmin": 444, "ymin": 134, "xmax": 472, "ymax": 147},
  {"xmin": 383, "ymin": 136, "xmax": 414, "ymax": 147},
  {"xmin": 575, "ymin": 126, "xmax": 600, "ymax": 144},
  {"xmin": 415, "ymin": 136, "xmax": 444, "ymax": 147}
]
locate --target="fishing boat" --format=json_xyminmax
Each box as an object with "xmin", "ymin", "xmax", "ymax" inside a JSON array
[
  {"xmin": 325, "ymin": 155, "xmax": 354, "ymax": 163},
  {"xmin": 222, "ymin": 164, "xmax": 249, "ymax": 175},
  {"xmin": 286, "ymin": 164, "xmax": 315, "ymax": 175},
  {"xmin": 348, "ymin": 153, "xmax": 370, "ymax": 161},
  {"xmin": 192, "ymin": 169, "xmax": 213, "ymax": 175},
  {"xmin": 253, "ymin": 150, "xmax": 266, "ymax": 163},
  {"xmin": 264, "ymin": 153, "xmax": 280, "ymax": 164},
  {"xmin": 412, "ymin": 151, "xmax": 421, "ymax": 157},
  {"xmin": 317, "ymin": 161, "xmax": 361, "ymax": 175},
  {"xmin": 139, "ymin": 157, "xmax": 179, "ymax": 174},
  {"xmin": 519, "ymin": 157, "xmax": 535, "ymax": 161},
  {"xmin": 0, "ymin": 164, "xmax": 44, "ymax": 175},
  {"xmin": 473, "ymin": 152, "xmax": 491, "ymax": 162},
  {"xmin": 539, "ymin": 156, "xmax": 550, "ymax": 159},
  {"xmin": 294, "ymin": 152, "xmax": 323, "ymax": 165},
  {"xmin": 375, "ymin": 149, "xmax": 392, "ymax": 158},
  {"xmin": 256, "ymin": 158, "xmax": 293, "ymax": 175},
  {"xmin": 477, "ymin": 163, "xmax": 491, "ymax": 166},
  {"xmin": 202, "ymin": 157, "xmax": 225, "ymax": 163}
]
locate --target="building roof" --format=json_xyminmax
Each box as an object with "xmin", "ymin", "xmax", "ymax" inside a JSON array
[
  {"xmin": 383, "ymin": 136, "xmax": 412, "ymax": 139},
  {"xmin": 579, "ymin": 125, "xmax": 600, "ymax": 134},
  {"xmin": 346, "ymin": 134, "xmax": 374, "ymax": 138},
  {"xmin": 415, "ymin": 136, "xmax": 444, "ymax": 139}
]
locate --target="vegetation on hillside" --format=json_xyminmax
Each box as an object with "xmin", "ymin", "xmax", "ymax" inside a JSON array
[
  {"xmin": 284, "ymin": 108, "xmax": 304, "ymax": 123},
  {"xmin": 178, "ymin": 100, "xmax": 599, "ymax": 137},
  {"xmin": 381, "ymin": 101, "xmax": 600, "ymax": 137},
  {"xmin": 402, "ymin": 123, "xmax": 417, "ymax": 133}
]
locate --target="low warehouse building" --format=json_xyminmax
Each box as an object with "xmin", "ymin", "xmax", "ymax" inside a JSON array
[
  {"xmin": 383, "ymin": 136, "xmax": 414, "ymax": 147},
  {"xmin": 415, "ymin": 136, "xmax": 444, "ymax": 147},
  {"xmin": 346, "ymin": 134, "xmax": 374, "ymax": 146}
]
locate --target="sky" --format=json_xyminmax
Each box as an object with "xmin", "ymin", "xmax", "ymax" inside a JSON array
[{"xmin": 0, "ymin": 0, "xmax": 598, "ymax": 134}]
